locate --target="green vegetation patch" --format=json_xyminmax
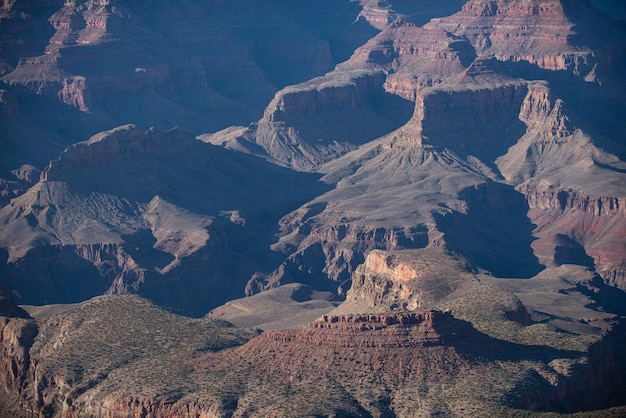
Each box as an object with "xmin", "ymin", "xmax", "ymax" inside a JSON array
[{"xmin": 30, "ymin": 295, "xmax": 258, "ymax": 411}]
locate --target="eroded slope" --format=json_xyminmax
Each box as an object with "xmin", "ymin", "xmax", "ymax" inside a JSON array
[{"xmin": 0, "ymin": 125, "xmax": 328, "ymax": 315}]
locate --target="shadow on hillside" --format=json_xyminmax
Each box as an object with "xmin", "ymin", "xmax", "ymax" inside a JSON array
[
  {"xmin": 454, "ymin": 322, "xmax": 583, "ymax": 364},
  {"xmin": 58, "ymin": 131, "xmax": 331, "ymax": 219},
  {"xmin": 553, "ymin": 234, "xmax": 595, "ymax": 269},
  {"xmin": 577, "ymin": 274, "xmax": 626, "ymax": 316},
  {"xmin": 0, "ymin": 246, "xmax": 112, "ymax": 306},
  {"xmin": 434, "ymin": 182, "xmax": 543, "ymax": 278},
  {"xmin": 467, "ymin": 319, "xmax": 626, "ymax": 413},
  {"xmin": 282, "ymin": 89, "xmax": 415, "ymax": 149},
  {"xmin": 3, "ymin": 128, "xmax": 332, "ymax": 315},
  {"xmin": 502, "ymin": 49, "xmax": 626, "ymax": 158},
  {"xmin": 451, "ymin": 317, "xmax": 589, "ymax": 412},
  {"xmin": 120, "ymin": 230, "xmax": 175, "ymax": 270}
]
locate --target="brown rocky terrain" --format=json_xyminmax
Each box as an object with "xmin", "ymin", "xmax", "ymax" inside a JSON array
[
  {"xmin": 0, "ymin": 0, "xmax": 374, "ymax": 201},
  {"xmin": 0, "ymin": 294, "xmax": 259, "ymax": 418},
  {"xmin": 1, "ymin": 268, "xmax": 625, "ymax": 417},
  {"xmin": 1, "ymin": 0, "xmax": 626, "ymax": 415}
]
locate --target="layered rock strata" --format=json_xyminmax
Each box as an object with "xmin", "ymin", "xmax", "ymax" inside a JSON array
[
  {"xmin": 263, "ymin": 77, "xmax": 625, "ymax": 292},
  {"xmin": 343, "ymin": 249, "xmax": 477, "ymax": 313},
  {"xmin": 307, "ymin": 310, "xmax": 463, "ymax": 347}
]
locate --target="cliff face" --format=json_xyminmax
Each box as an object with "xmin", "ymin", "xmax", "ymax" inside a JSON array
[
  {"xmin": 517, "ymin": 82, "xmax": 573, "ymax": 139},
  {"xmin": 262, "ymin": 72, "xmax": 387, "ymax": 123},
  {"xmin": 241, "ymin": 70, "xmax": 414, "ymax": 171},
  {"xmin": 248, "ymin": 217, "xmax": 429, "ymax": 295},
  {"xmin": 245, "ymin": 0, "xmax": 619, "ymax": 173},
  {"xmin": 349, "ymin": 23, "xmax": 474, "ymax": 101},
  {"xmin": 0, "ymin": 318, "xmax": 38, "ymax": 416},
  {"xmin": 240, "ymin": 2, "xmax": 492, "ymax": 169},
  {"xmin": 0, "ymin": 285, "xmax": 37, "ymax": 417},
  {"xmin": 0, "ymin": 1, "xmax": 61, "ymax": 75},
  {"xmin": 523, "ymin": 188, "xmax": 626, "ymax": 288},
  {"xmin": 523, "ymin": 187, "xmax": 625, "ymax": 218},
  {"xmin": 439, "ymin": 0, "xmax": 598, "ymax": 76},
  {"xmin": 490, "ymin": 80, "xmax": 626, "ymax": 289},
  {"xmin": 264, "ymin": 69, "xmax": 625, "ymax": 289},
  {"xmin": 413, "ymin": 82, "xmax": 529, "ymax": 161},
  {"xmin": 347, "ymin": 249, "xmax": 475, "ymax": 312}
]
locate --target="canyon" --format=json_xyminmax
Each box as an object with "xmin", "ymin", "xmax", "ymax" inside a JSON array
[{"xmin": 1, "ymin": 0, "xmax": 626, "ymax": 416}]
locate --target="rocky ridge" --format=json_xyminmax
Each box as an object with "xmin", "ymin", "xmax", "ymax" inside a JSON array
[
  {"xmin": 0, "ymin": 295, "xmax": 258, "ymax": 418},
  {"xmin": 1, "ymin": 239, "xmax": 626, "ymax": 416},
  {"xmin": 0, "ymin": 0, "xmax": 374, "ymax": 191},
  {"xmin": 0, "ymin": 285, "xmax": 623, "ymax": 417}
]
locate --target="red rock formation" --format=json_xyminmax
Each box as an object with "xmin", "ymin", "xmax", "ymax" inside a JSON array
[
  {"xmin": 496, "ymin": 80, "xmax": 626, "ymax": 288},
  {"xmin": 306, "ymin": 310, "xmax": 462, "ymax": 343},
  {"xmin": 524, "ymin": 186, "xmax": 626, "ymax": 288},
  {"xmin": 0, "ymin": 289, "xmax": 624, "ymax": 417},
  {"xmin": 263, "ymin": 309, "xmax": 469, "ymax": 347},
  {"xmin": 342, "ymin": 22, "xmax": 473, "ymax": 101},
  {"xmin": 436, "ymin": 0, "xmax": 597, "ymax": 76},
  {"xmin": 250, "ymin": 220, "xmax": 428, "ymax": 296},
  {"xmin": 344, "ymin": 249, "xmax": 477, "ymax": 312},
  {"xmin": 0, "ymin": 312, "xmax": 38, "ymax": 417},
  {"xmin": 523, "ymin": 186, "xmax": 625, "ymax": 217},
  {"xmin": 517, "ymin": 82, "xmax": 573, "ymax": 138}
]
